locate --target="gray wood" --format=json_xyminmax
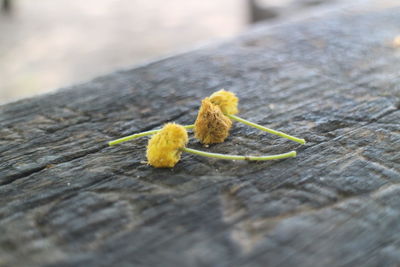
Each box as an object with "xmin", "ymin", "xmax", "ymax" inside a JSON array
[{"xmin": 1, "ymin": 2, "xmax": 400, "ymax": 266}]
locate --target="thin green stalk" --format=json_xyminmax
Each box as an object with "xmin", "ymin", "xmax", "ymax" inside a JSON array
[
  {"xmin": 108, "ymin": 124, "xmax": 195, "ymax": 146},
  {"xmin": 182, "ymin": 147, "xmax": 296, "ymax": 161},
  {"xmin": 226, "ymin": 114, "xmax": 306, "ymax": 145}
]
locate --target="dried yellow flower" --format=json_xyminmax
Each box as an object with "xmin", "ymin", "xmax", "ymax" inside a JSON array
[
  {"xmin": 146, "ymin": 123, "xmax": 188, "ymax": 168},
  {"xmin": 209, "ymin": 89, "xmax": 239, "ymax": 115},
  {"xmin": 194, "ymin": 98, "xmax": 232, "ymax": 144}
]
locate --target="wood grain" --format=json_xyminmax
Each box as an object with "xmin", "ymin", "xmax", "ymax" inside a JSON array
[{"xmin": 1, "ymin": 2, "xmax": 400, "ymax": 266}]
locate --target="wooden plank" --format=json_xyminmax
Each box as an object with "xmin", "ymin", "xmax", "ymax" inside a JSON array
[{"xmin": 1, "ymin": 1, "xmax": 400, "ymax": 266}]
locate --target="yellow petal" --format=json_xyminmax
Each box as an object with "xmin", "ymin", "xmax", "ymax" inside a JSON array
[
  {"xmin": 194, "ymin": 98, "xmax": 232, "ymax": 144},
  {"xmin": 209, "ymin": 89, "xmax": 239, "ymax": 115},
  {"xmin": 146, "ymin": 123, "xmax": 188, "ymax": 168}
]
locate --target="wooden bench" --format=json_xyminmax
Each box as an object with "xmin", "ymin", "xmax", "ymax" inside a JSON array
[{"xmin": 1, "ymin": 1, "xmax": 399, "ymax": 266}]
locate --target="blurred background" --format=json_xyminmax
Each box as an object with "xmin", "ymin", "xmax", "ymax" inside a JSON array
[{"xmin": 0, "ymin": 0, "xmax": 341, "ymax": 104}]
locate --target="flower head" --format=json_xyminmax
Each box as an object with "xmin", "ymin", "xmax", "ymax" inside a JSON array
[
  {"xmin": 209, "ymin": 89, "xmax": 239, "ymax": 115},
  {"xmin": 146, "ymin": 123, "xmax": 188, "ymax": 168},
  {"xmin": 194, "ymin": 98, "xmax": 232, "ymax": 144}
]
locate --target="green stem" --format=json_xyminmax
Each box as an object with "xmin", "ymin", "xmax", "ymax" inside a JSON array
[
  {"xmin": 226, "ymin": 114, "xmax": 306, "ymax": 144},
  {"xmin": 108, "ymin": 124, "xmax": 195, "ymax": 146},
  {"xmin": 182, "ymin": 147, "xmax": 296, "ymax": 161}
]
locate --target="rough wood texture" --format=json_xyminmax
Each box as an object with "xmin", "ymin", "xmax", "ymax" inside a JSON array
[{"xmin": 1, "ymin": 2, "xmax": 400, "ymax": 266}]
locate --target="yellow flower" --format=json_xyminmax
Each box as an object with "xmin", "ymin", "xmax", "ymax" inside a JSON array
[
  {"xmin": 209, "ymin": 89, "xmax": 239, "ymax": 115},
  {"xmin": 194, "ymin": 98, "xmax": 232, "ymax": 144},
  {"xmin": 146, "ymin": 123, "xmax": 188, "ymax": 168}
]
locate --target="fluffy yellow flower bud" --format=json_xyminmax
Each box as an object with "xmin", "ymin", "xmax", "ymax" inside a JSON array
[
  {"xmin": 146, "ymin": 123, "xmax": 188, "ymax": 168},
  {"xmin": 194, "ymin": 98, "xmax": 232, "ymax": 144},
  {"xmin": 209, "ymin": 89, "xmax": 239, "ymax": 115}
]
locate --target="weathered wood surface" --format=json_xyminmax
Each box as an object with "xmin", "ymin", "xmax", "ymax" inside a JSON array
[{"xmin": 1, "ymin": 2, "xmax": 400, "ymax": 266}]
